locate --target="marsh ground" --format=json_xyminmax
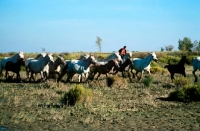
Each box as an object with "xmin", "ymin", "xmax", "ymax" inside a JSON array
[{"xmin": 0, "ymin": 66, "xmax": 200, "ymax": 131}]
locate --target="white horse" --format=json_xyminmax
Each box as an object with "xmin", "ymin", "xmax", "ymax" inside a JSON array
[
  {"xmin": 130, "ymin": 52, "xmax": 158, "ymax": 81},
  {"xmin": 57, "ymin": 55, "xmax": 97, "ymax": 82},
  {"xmin": 28, "ymin": 54, "xmax": 54, "ymax": 82},
  {"xmin": 0, "ymin": 51, "xmax": 24, "ymax": 77},
  {"xmin": 192, "ymin": 57, "xmax": 200, "ymax": 82},
  {"xmin": 96, "ymin": 52, "xmax": 123, "ymax": 64},
  {"xmin": 132, "ymin": 58, "xmax": 151, "ymax": 75},
  {"xmin": 25, "ymin": 52, "xmax": 46, "ymax": 78}
]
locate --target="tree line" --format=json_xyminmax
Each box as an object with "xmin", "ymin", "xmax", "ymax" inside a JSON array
[{"xmin": 162, "ymin": 37, "xmax": 200, "ymax": 52}]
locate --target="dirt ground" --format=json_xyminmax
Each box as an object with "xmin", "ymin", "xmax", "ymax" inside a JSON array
[{"xmin": 0, "ymin": 66, "xmax": 200, "ymax": 131}]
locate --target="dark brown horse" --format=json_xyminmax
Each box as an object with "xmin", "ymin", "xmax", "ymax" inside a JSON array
[
  {"xmin": 89, "ymin": 59, "xmax": 120, "ymax": 81},
  {"xmin": 164, "ymin": 56, "xmax": 190, "ymax": 82},
  {"xmin": 114, "ymin": 58, "xmax": 133, "ymax": 81},
  {"xmin": 5, "ymin": 58, "xmax": 25, "ymax": 81}
]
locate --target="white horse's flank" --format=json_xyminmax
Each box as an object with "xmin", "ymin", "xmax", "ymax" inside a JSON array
[
  {"xmin": 192, "ymin": 57, "xmax": 200, "ymax": 82},
  {"xmin": 0, "ymin": 52, "xmax": 24, "ymax": 76},
  {"xmin": 25, "ymin": 53, "xmax": 46, "ymax": 78},
  {"xmin": 28, "ymin": 54, "xmax": 54, "ymax": 82},
  {"xmin": 57, "ymin": 55, "xmax": 96, "ymax": 82},
  {"xmin": 130, "ymin": 52, "xmax": 158, "ymax": 80},
  {"xmin": 132, "ymin": 58, "xmax": 151, "ymax": 75}
]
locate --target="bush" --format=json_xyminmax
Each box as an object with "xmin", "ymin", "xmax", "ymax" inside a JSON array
[
  {"xmin": 106, "ymin": 75, "xmax": 128, "ymax": 88},
  {"xmin": 142, "ymin": 76, "xmax": 153, "ymax": 87},
  {"xmin": 174, "ymin": 77, "xmax": 191, "ymax": 87},
  {"xmin": 60, "ymin": 84, "xmax": 93, "ymax": 106},
  {"xmin": 168, "ymin": 84, "xmax": 200, "ymax": 102}
]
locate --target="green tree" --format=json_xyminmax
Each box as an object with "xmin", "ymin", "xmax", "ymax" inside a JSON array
[
  {"xmin": 161, "ymin": 47, "xmax": 164, "ymax": 52},
  {"xmin": 178, "ymin": 37, "xmax": 193, "ymax": 51},
  {"xmin": 165, "ymin": 45, "xmax": 174, "ymax": 51},
  {"xmin": 95, "ymin": 36, "xmax": 102, "ymax": 52}
]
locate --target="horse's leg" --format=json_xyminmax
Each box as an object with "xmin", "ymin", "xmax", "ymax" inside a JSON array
[
  {"xmin": 136, "ymin": 71, "xmax": 140, "ymax": 80},
  {"xmin": 139, "ymin": 71, "xmax": 144, "ymax": 81},
  {"xmin": 45, "ymin": 71, "xmax": 50, "ymax": 81},
  {"xmin": 192, "ymin": 69, "xmax": 198, "ymax": 82},
  {"xmin": 29, "ymin": 72, "xmax": 35, "ymax": 82},
  {"xmin": 5, "ymin": 70, "xmax": 8, "ymax": 81},
  {"xmin": 171, "ymin": 73, "xmax": 174, "ymax": 82},
  {"xmin": 40, "ymin": 71, "xmax": 44, "ymax": 81},
  {"xmin": 25, "ymin": 66, "xmax": 30, "ymax": 79},
  {"xmin": 78, "ymin": 74, "xmax": 82, "ymax": 82},
  {"xmin": 97, "ymin": 73, "xmax": 101, "ymax": 81},
  {"xmin": 148, "ymin": 69, "xmax": 151, "ymax": 76},
  {"xmin": 57, "ymin": 70, "xmax": 67, "ymax": 82},
  {"xmin": 85, "ymin": 73, "xmax": 89, "ymax": 82}
]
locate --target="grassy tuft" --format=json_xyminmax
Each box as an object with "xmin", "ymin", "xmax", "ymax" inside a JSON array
[
  {"xmin": 60, "ymin": 84, "xmax": 93, "ymax": 106},
  {"xmin": 168, "ymin": 84, "xmax": 200, "ymax": 102},
  {"xmin": 174, "ymin": 76, "xmax": 191, "ymax": 87},
  {"xmin": 106, "ymin": 75, "xmax": 128, "ymax": 88},
  {"xmin": 142, "ymin": 76, "xmax": 153, "ymax": 87}
]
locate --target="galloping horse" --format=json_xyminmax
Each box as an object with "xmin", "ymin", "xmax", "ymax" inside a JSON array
[
  {"xmin": 46, "ymin": 55, "xmax": 65, "ymax": 80},
  {"xmin": 5, "ymin": 58, "xmax": 25, "ymax": 82},
  {"xmin": 25, "ymin": 52, "xmax": 46, "ymax": 78},
  {"xmin": 130, "ymin": 52, "xmax": 158, "ymax": 81},
  {"xmin": 89, "ymin": 59, "xmax": 120, "ymax": 81},
  {"xmin": 0, "ymin": 52, "xmax": 24, "ymax": 77},
  {"xmin": 28, "ymin": 54, "xmax": 54, "ymax": 82},
  {"xmin": 57, "ymin": 55, "xmax": 97, "ymax": 82},
  {"xmin": 114, "ymin": 58, "xmax": 133, "ymax": 81},
  {"xmin": 165, "ymin": 56, "xmax": 190, "ymax": 82}
]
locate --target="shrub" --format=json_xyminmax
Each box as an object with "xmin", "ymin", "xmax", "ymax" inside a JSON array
[
  {"xmin": 168, "ymin": 84, "xmax": 200, "ymax": 102},
  {"xmin": 173, "ymin": 76, "xmax": 191, "ymax": 87},
  {"xmin": 60, "ymin": 84, "xmax": 93, "ymax": 106},
  {"xmin": 142, "ymin": 76, "xmax": 153, "ymax": 87},
  {"xmin": 106, "ymin": 75, "xmax": 128, "ymax": 88}
]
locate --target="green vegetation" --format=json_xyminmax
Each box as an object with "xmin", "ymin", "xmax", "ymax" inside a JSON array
[
  {"xmin": 168, "ymin": 84, "xmax": 200, "ymax": 102},
  {"xmin": 60, "ymin": 84, "xmax": 93, "ymax": 106},
  {"xmin": 142, "ymin": 76, "xmax": 153, "ymax": 87},
  {"xmin": 173, "ymin": 76, "xmax": 191, "ymax": 87}
]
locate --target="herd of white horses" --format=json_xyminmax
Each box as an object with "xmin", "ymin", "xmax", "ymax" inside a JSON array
[{"xmin": 1, "ymin": 51, "xmax": 200, "ymax": 83}]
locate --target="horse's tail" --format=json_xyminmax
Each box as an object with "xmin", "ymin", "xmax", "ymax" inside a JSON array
[{"xmin": 57, "ymin": 63, "xmax": 68, "ymax": 82}]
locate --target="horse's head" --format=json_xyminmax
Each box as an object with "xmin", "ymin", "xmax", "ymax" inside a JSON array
[
  {"xmin": 79, "ymin": 54, "xmax": 89, "ymax": 61},
  {"xmin": 151, "ymin": 52, "xmax": 158, "ymax": 62},
  {"xmin": 18, "ymin": 51, "xmax": 24, "ymax": 59},
  {"xmin": 47, "ymin": 54, "xmax": 54, "ymax": 64},
  {"xmin": 58, "ymin": 56, "xmax": 65, "ymax": 65},
  {"xmin": 181, "ymin": 56, "xmax": 190, "ymax": 65},
  {"xmin": 127, "ymin": 52, "xmax": 132, "ymax": 58},
  {"xmin": 88, "ymin": 54, "xmax": 97, "ymax": 65}
]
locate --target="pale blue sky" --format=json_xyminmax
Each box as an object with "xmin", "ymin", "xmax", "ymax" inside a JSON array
[{"xmin": 0, "ymin": 0, "xmax": 200, "ymax": 53}]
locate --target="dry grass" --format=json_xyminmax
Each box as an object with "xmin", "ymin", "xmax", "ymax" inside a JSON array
[{"xmin": 0, "ymin": 66, "xmax": 200, "ymax": 130}]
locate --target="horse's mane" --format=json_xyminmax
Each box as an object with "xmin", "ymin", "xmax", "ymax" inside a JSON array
[
  {"xmin": 104, "ymin": 52, "xmax": 119, "ymax": 61},
  {"xmin": 35, "ymin": 54, "xmax": 44, "ymax": 59},
  {"xmin": 78, "ymin": 54, "xmax": 89, "ymax": 61}
]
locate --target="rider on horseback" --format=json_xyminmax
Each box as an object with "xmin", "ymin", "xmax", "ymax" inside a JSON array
[{"xmin": 118, "ymin": 46, "xmax": 127, "ymax": 59}]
